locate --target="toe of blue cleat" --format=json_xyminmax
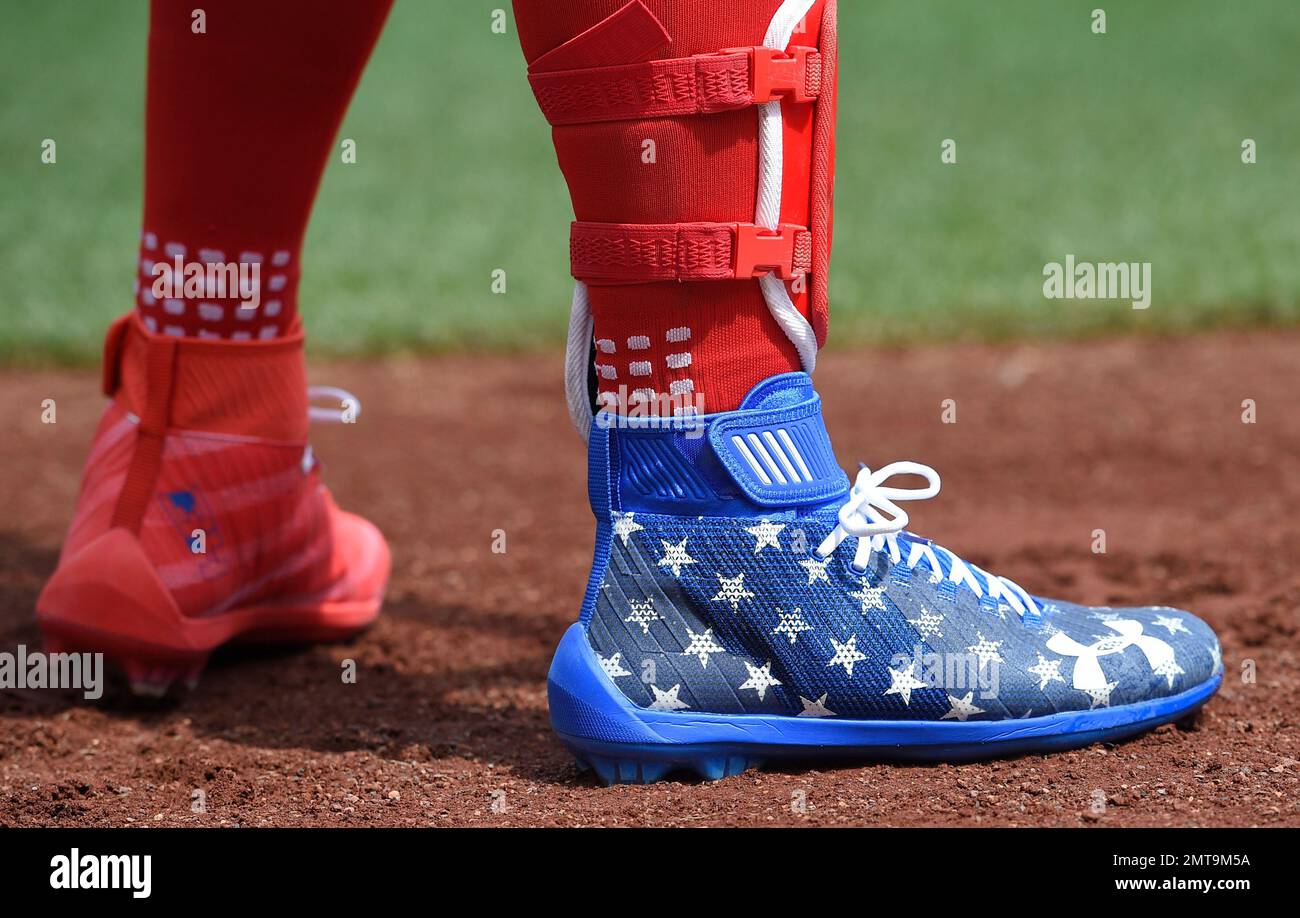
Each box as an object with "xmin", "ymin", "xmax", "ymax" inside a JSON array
[{"xmin": 1039, "ymin": 600, "xmax": 1224, "ymax": 709}]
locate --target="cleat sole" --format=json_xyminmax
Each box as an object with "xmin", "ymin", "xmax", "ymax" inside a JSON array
[
  {"xmin": 549, "ymin": 623, "xmax": 1222, "ymax": 785},
  {"xmin": 566, "ymin": 742, "xmax": 765, "ymax": 785},
  {"xmin": 36, "ymin": 521, "xmax": 388, "ymax": 698}
]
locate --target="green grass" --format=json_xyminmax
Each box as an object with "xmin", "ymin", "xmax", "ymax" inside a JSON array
[{"xmin": 1, "ymin": 0, "xmax": 1297, "ymax": 364}]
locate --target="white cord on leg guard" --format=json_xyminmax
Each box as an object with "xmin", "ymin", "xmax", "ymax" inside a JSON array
[
  {"xmin": 564, "ymin": 280, "xmax": 595, "ymax": 439},
  {"xmin": 757, "ymin": 0, "xmax": 820, "ymax": 376},
  {"xmin": 764, "ymin": 0, "xmax": 818, "ymax": 50}
]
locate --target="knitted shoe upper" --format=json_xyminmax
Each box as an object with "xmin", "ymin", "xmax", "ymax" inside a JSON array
[{"xmin": 582, "ymin": 372, "xmax": 1222, "ymax": 722}]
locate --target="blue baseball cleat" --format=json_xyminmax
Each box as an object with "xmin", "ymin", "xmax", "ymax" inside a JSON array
[{"xmin": 548, "ymin": 373, "xmax": 1223, "ymax": 785}]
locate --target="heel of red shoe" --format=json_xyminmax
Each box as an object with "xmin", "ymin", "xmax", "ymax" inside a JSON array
[{"xmin": 37, "ymin": 528, "xmax": 213, "ymax": 695}]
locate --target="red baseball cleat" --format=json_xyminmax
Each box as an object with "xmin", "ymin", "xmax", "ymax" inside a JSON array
[{"xmin": 37, "ymin": 314, "xmax": 389, "ymax": 696}]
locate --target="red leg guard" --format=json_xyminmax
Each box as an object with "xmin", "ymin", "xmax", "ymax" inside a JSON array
[{"xmin": 515, "ymin": 0, "xmax": 837, "ymax": 416}]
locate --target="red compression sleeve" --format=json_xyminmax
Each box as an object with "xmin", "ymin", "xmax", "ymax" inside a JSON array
[{"xmin": 135, "ymin": 0, "xmax": 393, "ymax": 340}]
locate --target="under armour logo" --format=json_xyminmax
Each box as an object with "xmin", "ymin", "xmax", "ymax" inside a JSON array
[{"xmin": 1046, "ymin": 619, "xmax": 1182, "ymax": 691}]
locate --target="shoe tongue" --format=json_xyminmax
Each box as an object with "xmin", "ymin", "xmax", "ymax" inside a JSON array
[{"xmin": 737, "ymin": 372, "xmax": 815, "ymax": 411}]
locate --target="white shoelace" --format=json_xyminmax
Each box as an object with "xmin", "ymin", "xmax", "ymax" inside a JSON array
[
  {"xmin": 298, "ymin": 386, "xmax": 360, "ymax": 475},
  {"xmin": 307, "ymin": 385, "xmax": 360, "ymax": 424},
  {"xmin": 815, "ymin": 462, "xmax": 1041, "ymax": 619}
]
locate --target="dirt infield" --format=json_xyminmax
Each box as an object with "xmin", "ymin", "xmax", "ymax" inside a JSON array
[{"xmin": 1, "ymin": 330, "xmax": 1297, "ymax": 827}]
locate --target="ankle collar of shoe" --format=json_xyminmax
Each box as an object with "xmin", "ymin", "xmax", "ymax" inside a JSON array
[
  {"xmin": 600, "ymin": 372, "xmax": 849, "ymax": 511},
  {"xmin": 103, "ymin": 312, "xmax": 309, "ymax": 442}
]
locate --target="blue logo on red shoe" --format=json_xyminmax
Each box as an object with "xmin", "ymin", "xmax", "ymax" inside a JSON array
[
  {"xmin": 168, "ymin": 490, "xmax": 196, "ymax": 513},
  {"xmin": 158, "ymin": 487, "xmax": 227, "ymax": 576}
]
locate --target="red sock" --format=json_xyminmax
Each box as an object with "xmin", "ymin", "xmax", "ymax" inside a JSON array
[
  {"xmin": 514, "ymin": 0, "xmax": 836, "ymax": 415},
  {"xmin": 136, "ymin": 0, "xmax": 392, "ymax": 340}
]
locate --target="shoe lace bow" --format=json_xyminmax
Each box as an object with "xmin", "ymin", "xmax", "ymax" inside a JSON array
[{"xmin": 815, "ymin": 461, "xmax": 1040, "ymax": 619}]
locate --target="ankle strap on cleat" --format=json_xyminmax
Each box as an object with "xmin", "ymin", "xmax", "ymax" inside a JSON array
[
  {"xmin": 101, "ymin": 313, "xmax": 311, "ymax": 533},
  {"xmin": 102, "ymin": 312, "xmax": 309, "ymax": 441},
  {"xmin": 599, "ymin": 373, "xmax": 849, "ymax": 514},
  {"xmin": 571, "ymin": 221, "xmax": 812, "ymax": 283},
  {"xmin": 705, "ymin": 389, "xmax": 846, "ymax": 507},
  {"xmin": 530, "ymin": 44, "xmax": 822, "ymax": 126}
]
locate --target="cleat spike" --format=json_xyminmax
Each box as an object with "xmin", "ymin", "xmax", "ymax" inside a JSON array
[
  {"xmin": 638, "ymin": 761, "xmax": 671, "ymax": 784},
  {"xmin": 584, "ymin": 754, "xmax": 678, "ymax": 786},
  {"xmin": 118, "ymin": 653, "xmax": 210, "ymax": 697},
  {"xmin": 693, "ymin": 756, "xmax": 729, "ymax": 782},
  {"xmin": 588, "ymin": 755, "xmax": 620, "ymax": 786},
  {"xmin": 181, "ymin": 657, "xmax": 208, "ymax": 691},
  {"xmin": 128, "ymin": 679, "xmax": 171, "ymax": 699}
]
